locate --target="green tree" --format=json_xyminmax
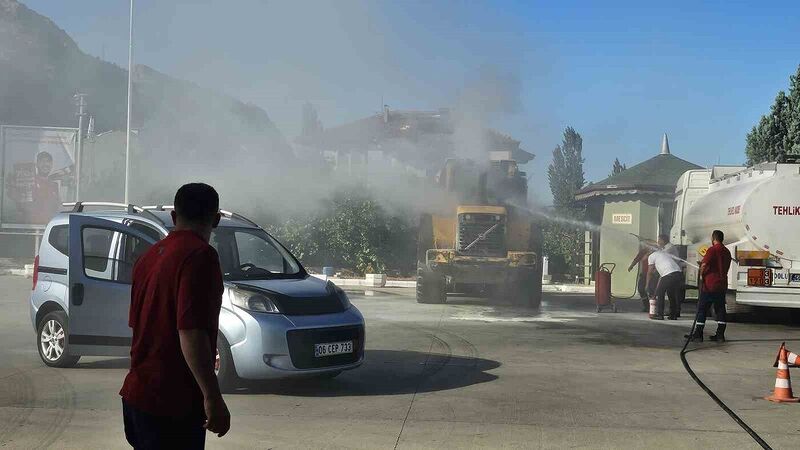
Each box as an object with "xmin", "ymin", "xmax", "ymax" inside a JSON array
[
  {"xmin": 789, "ymin": 66, "xmax": 800, "ymax": 155},
  {"xmin": 746, "ymin": 64, "xmax": 800, "ymax": 164},
  {"xmin": 610, "ymin": 158, "xmax": 626, "ymax": 177},
  {"xmin": 544, "ymin": 127, "xmax": 586, "ymax": 279},
  {"xmin": 548, "ymin": 127, "xmax": 585, "ymax": 208}
]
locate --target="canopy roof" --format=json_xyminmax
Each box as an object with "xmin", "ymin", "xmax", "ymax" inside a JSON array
[{"xmin": 576, "ymin": 153, "xmax": 702, "ymax": 201}]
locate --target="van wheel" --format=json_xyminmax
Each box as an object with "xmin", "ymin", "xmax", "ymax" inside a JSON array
[
  {"xmin": 37, "ymin": 311, "xmax": 80, "ymax": 368},
  {"xmin": 215, "ymin": 335, "xmax": 239, "ymax": 393}
]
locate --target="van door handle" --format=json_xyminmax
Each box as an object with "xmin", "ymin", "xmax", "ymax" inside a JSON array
[{"xmin": 72, "ymin": 283, "xmax": 84, "ymax": 306}]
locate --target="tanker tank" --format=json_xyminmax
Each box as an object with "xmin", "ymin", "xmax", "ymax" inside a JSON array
[{"xmin": 684, "ymin": 163, "xmax": 800, "ymax": 262}]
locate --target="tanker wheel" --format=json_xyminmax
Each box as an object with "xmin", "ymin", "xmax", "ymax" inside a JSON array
[{"xmin": 416, "ymin": 268, "xmax": 446, "ymax": 304}]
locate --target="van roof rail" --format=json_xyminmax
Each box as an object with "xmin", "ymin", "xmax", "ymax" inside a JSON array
[
  {"xmin": 220, "ymin": 210, "xmax": 259, "ymax": 228},
  {"xmin": 141, "ymin": 205, "xmax": 259, "ymax": 228},
  {"xmin": 64, "ymin": 202, "xmax": 165, "ymax": 226},
  {"xmin": 142, "ymin": 205, "xmax": 172, "ymax": 211}
]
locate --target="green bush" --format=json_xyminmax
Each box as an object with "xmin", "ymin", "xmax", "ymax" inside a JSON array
[{"xmin": 266, "ymin": 187, "xmax": 416, "ymax": 276}]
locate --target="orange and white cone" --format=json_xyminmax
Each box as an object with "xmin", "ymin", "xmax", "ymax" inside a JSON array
[
  {"xmin": 773, "ymin": 342, "xmax": 800, "ymax": 368},
  {"xmin": 765, "ymin": 345, "xmax": 800, "ymax": 403}
]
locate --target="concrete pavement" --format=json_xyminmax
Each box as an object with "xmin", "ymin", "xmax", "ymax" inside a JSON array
[{"xmin": 2, "ymin": 275, "xmax": 800, "ymax": 448}]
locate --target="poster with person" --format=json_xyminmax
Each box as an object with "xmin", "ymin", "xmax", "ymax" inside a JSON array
[{"xmin": 1, "ymin": 126, "xmax": 77, "ymax": 227}]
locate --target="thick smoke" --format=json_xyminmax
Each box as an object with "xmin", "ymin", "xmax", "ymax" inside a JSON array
[
  {"xmin": 4, "ymin": 0, "xmax": 532, "ymax": 226},
  {"xmin": 452, "ymin": 67, "xmax": 524, "ymax": 163}
]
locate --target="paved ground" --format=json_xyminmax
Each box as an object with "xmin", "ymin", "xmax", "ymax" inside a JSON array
[{"xmin": 2, "ymin": 274, "xmax": 800, "ymax": 449}]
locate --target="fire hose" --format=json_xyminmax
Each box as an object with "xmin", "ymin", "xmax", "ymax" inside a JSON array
[
  {"xmin": 679, "ymin": 294, "xmax": 772, "ymax": 449},
  {"xmin": 610, "ymin": 264, "xmax": 640, "ymax": 300}
]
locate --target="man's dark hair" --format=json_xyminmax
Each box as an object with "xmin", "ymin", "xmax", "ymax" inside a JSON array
[
  {"xmin": 174, "ymin": 183, "xmax": 219, "ymax": 224},
  {"xmin": 712, "ymin": 229, "xmax": 724, "ymax": 243},
  {"xmin": 658, "ymin": 234, "xmax": 669, "ymax": 243},
  {"xmin": 37, "ymin": 152, "xmax": 53, "ymax": 162}
]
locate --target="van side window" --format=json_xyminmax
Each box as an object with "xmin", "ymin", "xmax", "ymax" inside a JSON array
[
  {"xmin": 129, "ymin": 222, "xmax": 163, "ymax": 242},
  {"xmin": 82, "ymin": 227, "xmax": 153, "ymax": 284},
  {"xmin": 48, "ymin": 225, "xmax": 69, "ymax": 256}
]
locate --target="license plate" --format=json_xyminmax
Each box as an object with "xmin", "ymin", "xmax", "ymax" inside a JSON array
[
  {"xmin": 747, "ymin": 268, "xmax": 772, "ymax": 287},
  {"xmin": 314, "ymin": 341, "xmax": 353, "ymax": 357},
  {"xmin": 792, "ymin": 274, "xmax": 800, "ymax": 283},
  {"xmin": 773, "ymin": 270, "xmax": 790, "ymax": 286}
]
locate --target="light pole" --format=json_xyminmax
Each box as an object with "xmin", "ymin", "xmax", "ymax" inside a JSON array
[
  {"xmin": 74, "ymin": 92, "xmax": 87, "ymax": 200},
  {"xmin": 124, "ymin": 0, "xmax": 134, "ymax": 204}
]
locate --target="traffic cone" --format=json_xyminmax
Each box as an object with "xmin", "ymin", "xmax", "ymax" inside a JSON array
[
  {"xmin": 773, "ymin": 342, "xmax": 800, "ymax": 368},
  {"xmin": 765, "ymin": 345, "xmax": 800, "ymax": 403}
]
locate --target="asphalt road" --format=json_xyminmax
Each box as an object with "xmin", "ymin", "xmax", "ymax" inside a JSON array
[{"xmin": 2, "ymin": 275, "xmax": 800, "ymax": 449}]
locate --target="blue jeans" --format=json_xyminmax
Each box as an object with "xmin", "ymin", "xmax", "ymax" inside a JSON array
[
  {"xmin": 123, "ymin": 399, "xmax": 206, "ymax": 449},
  {"xmin": 696, "ymin": 291, "xmax": 726, "ymax": 326}
]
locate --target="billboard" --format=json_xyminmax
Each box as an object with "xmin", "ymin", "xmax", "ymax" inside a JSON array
[{"xmin": 1, "ymin": 126, "xmax": 78, "ymax": 228}]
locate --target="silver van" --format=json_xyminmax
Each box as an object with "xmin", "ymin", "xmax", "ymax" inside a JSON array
[{"xmin": 31, "ymin": 202, "xmax": 365, "ymax": 388}]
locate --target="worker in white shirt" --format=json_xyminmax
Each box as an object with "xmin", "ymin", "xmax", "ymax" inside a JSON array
[
  {"xmin": 660, "ymin": 235, "xmax": 685, "ymax": 318},
  {"xmin": 646, "ymin": 235, "xmax": 683, "ymax": 320}
]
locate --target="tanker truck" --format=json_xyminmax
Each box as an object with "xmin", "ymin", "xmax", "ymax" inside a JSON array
[{"xmin": 671, "ymin": 161, "xmax": 800, "ymax": 313}]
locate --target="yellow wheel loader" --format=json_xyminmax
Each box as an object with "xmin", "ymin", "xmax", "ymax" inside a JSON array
[{"xmin": 416, "ymin": 158, "xmax": 543, "ymax": 307}]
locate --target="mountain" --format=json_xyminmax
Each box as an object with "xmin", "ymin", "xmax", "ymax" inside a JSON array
[{"xmin": 0, "ymin": 0, "xmax": 291, "ymax": 158}]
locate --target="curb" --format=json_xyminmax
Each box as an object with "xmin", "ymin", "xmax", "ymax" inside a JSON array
[
  {"xmin": 311, "ymin": 275, "xmax": 591, "ymax": 293},
  {"xmin": 310, "ymin": 274, "xmax": 415, "ymax": 288}
]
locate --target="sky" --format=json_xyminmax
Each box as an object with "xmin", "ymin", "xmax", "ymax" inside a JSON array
[{"xmin": 24, "ymin": 0, "xmax": 800, "ymax": 203}]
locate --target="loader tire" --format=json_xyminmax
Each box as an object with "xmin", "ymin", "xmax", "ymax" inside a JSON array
[
  {"xmin": 417, "ymin": 213, "xmax": 434, "ymax": 264},
  {"xmin": 513, "ymin": 271, "xmax": 542, "ymax": 310},
  {"xmin": 416, "ymin": 268, "xmax": 446, "ymax": 304}
]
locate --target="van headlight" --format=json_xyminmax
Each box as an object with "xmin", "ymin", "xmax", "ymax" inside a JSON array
[{"xmin": 228, "ymin": 287, "xmax": 281, "ymax": 313}]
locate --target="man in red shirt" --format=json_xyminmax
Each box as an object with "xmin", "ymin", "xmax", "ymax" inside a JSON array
[
  {"xmin": 687, "ymin": 229, "xmax": 732, "ymax": 342},
  {"xmin": 120, "ymin": 183, "xmax": 230, "ymax": 448}
]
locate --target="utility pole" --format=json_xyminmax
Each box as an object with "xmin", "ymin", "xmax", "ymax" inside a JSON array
[
  {"xmin": 74, "ymin": 92, "xmax": 87, "ymax": 201},
  {"xmin": 124, "ymin": 0, "xmax": 134, "ymax": 204}
]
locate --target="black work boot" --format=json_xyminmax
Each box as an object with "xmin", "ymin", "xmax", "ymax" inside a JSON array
[
  {"xmin": 710, "ymin": 324, "xmax": 726, "ymax": 342},
  {"xmin": 641, "ymin": 298, "xmax": 648, "ymax": 312},
  {"xmin": 685, "ymin": 325, "xmax": 704, "ymax": 342}
]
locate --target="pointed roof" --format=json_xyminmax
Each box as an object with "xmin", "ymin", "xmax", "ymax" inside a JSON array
[
  {"xmin": 575, "ymin": 151, "xmax": 702, "ymax": 201},
  {"xmin": 661, "ymin": 133, "xmax": 670, "ymax": 155}
]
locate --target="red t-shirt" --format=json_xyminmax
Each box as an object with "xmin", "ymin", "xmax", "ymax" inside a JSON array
[
  {"xmin": 702, "ymin": 242, "xmax": 732, "ymax": 293},
  {"xmin": 120, "ymin": 230, "xmax": 224, "ymax": 418}
]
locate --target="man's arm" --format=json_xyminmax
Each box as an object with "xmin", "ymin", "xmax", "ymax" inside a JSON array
[
  {"xmin": 700, "ymin": 247, "xmax": 712, "ymax": 277},
  {"xmin": 176, "ymin": 248, "xmax": 229, "ymax": 437},
  {"xmin": 645, "ymin": 265, "xmax": 656, "ymax": 293},
  {"xmin": 179, "ymin": 329, "xmax": 230, "ymax": 437},
  {"xmin": 629, "ymin": 249, "xmax": 645, "ymax": 271}
]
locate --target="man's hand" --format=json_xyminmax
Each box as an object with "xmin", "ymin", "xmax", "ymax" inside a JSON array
[
  {"xmin": 204, "ymin": 394, "xmax": 231, "ymax": 437},
  {"xmin": 179, "ymin": 329, "xmax": 230, "ymax": 438}
]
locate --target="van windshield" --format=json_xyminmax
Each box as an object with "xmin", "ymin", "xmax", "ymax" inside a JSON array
[{"xmin": 208, "ymin": 227, "xmax": 304, "ymax": 281}]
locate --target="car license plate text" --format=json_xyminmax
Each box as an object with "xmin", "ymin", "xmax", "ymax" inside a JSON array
[{"xmin": 314, "ymin": 340, "xmax": 353, "ymax": 357}]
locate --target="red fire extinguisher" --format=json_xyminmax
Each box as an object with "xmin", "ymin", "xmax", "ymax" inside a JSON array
[{"xmin": 595, "ymin": 263, "xmax": 617, "ymax": 313}]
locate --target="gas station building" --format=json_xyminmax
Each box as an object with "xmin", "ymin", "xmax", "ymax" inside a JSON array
[{"xmin": 574, "ymin": 135, "xmax": 702, "ymax": 297}]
